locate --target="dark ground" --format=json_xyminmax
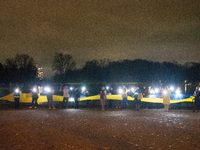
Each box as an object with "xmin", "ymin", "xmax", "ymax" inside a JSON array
[{"xmin": 0, "ymin": 104, "xmax": 200, "ymax": 150}]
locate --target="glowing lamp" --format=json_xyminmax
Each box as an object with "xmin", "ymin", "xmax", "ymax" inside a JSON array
[
  {"xmin": 163, "ymin": 90, "xmax": 167, "ymax": 95},
  {"xmin": 45, "ymin": 87, "xmax": 51, "ymax": 92},
  {"xmin": 33, "ymin": 88, "xmax": 37, "ymax": 92},
  {"xmin": 70, "ymin": 87, "xmax": 73, "ymax": 91},
  {"xmin": 155, "ymin": 88, "xmax": 159, "ymax": 94},
  {"xmin": 82, "ymin": 87, "xmax": 86, "ymax": 92},
  {"xmin": 118, "ymin": 88, "xmax": 123, "ymax": 94},
  {"xmin": 150, "ymin": 89, "xmax": 155, "ymax": 94},
  {"xmin": 170, "ymin": 86, "xmax": 174, "ymax": 91},
  {"xmin": 106, "ymin": 86, "xmax": 109, "ymax": 90},
  {"xmin": 15, "ymin": 88, "xmax": 19, "ymax": 93}
]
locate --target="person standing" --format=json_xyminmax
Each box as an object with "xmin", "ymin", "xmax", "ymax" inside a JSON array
[
  {"xmin": 193, "ymin": 86, "xmax": 200, "ymax": 112},
  {"xmin": 14, "ymin": 86, "xmax": 20, "ymax": 109},
  {"xmin": 134, "ymin": 87, "xmax": 143, "ymax": 110},
  {"xmin": 62, "ymin": 86, "xmax": 69, "ymax": 108},
  {"xmin": 107, "ymin": 87, "xmax": 113, "ymax": 108},
  {"xmin": 29, "ymin": 86, "xmax": 39, "ymax": 109},
  {"xmin": 46, "ymin": 86, "xmax": 56, "ymax": 110},
  {"xmin": 161, "ymin": 86, "xmax": 171, "ymax": 112},
  {"xmin": 122, "ymin": 86, "xmax": 128, "ymax": 109},
  {"xmin": 74, "ymin": 87, "xmax": 80, "ymax": 109},
  {"xmin": 100, "ymin": 87, "xmax": 106, "ymax": 111}
]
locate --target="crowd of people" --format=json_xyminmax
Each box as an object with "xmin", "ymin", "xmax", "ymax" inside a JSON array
[{"xmin": 13, "ymin": 85, "xmax": 200, "ymax": 112}]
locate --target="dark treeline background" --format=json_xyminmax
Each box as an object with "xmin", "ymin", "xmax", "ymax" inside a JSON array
[{"xmin": 0, "ymin": 53, "xmax": 200, "ymax": 88}]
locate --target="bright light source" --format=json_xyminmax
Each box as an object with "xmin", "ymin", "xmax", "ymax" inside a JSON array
[
  {"xmin": 15, "ymin": 88, "xmax": 19, "ymax": 93},
  {"xmin": 106, "ymin": 86, "xmax": 109, "ymax": 90},
  {"xmin": 118, "ymin": 88, "xmax": 123, "ymax": 94},
  {"xmin": 127, "ymin": 89, "xmax": 130, "ymax": 92},
  {"xmin": 33, "ymin": 88, "xmax": 37, "ymax": 92},
  {"xmin": 175, "ymin": 89, "xmax": 182, "ymax": 97},
  {"xmin": 131, "ymin": 88, "xmax": 135, "ymax": 92},
  {"xmin": 175, "ymin": 89, "xmax": 181, "ymax": 94},
  {"xmin": 170, "ymin": 86, "xmax": 174, "ymax": 91},
  {"xmin": 82, "ymin": 87, "xmax": 86, "ymax": 92},
  {"xmin": 150, "ymin": 89, "xmax": 155, "ymax": 94},
  {"xmin": 45, "ymin": 87, "xmax": 51, "ymax": 92},
  {"xmin": 155, "ymin": 88, "xmax": 159, "ymax": 94},
  {"xmin": 69, "ymin": 97, "xmax": 74, "ymax": 102},
  {"xmin": 163, "ymin": 90, "xmax": 167, "ymax": 95},
  {"xmin": 70, "ymin": 87, "xmax": 73, "ymax": 91}
]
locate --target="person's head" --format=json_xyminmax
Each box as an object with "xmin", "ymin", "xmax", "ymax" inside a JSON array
[
  {"xmin": 196, "ymin": 86, "xmax": 199, "ymax": 92},
  {"xmin": 123, "ymin": 86, "xmax": 126, "ymax": 88},
  {"xmin": 102, "ymin": 87, "xmax": 105, "ymax": 90}
]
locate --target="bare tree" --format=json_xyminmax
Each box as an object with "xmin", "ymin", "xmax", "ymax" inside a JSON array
[{"xmin": 52, "ymin": 52, "xmax": 76, "ymax": 75}]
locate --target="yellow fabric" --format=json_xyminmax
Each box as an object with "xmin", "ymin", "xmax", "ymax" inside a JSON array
[
  {"xmin": 0, "ymin": 93, "xmax": 194, "ymax": 104},
  {"xmin": 161, "ymin": 90, "xmax": 171, "ymax": 105}
]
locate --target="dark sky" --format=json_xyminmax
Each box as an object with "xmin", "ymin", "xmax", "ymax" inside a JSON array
[{"xmin": 0, "ymin": 1, "xmax": 200, "ymax": 77}]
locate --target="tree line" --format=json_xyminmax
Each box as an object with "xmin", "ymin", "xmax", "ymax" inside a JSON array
[{"xmin": 0, "ymin": 53, "xmax": 200, "ymax": 86}]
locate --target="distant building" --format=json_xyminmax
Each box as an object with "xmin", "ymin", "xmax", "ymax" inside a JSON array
[{"xmin": 36, "ymin": 63, "xmax": 43, "ymax": 79}]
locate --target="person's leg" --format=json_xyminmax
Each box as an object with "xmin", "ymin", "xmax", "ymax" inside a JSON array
[
  {"xmin": 65, "ymin": 97, "xmax": 69, "ymax": 108},
  {"xmin": 15, "ymin": 98, "xmax": 19, "ymax": 108},
  {"xmin": 48, "ymin": 98, "xmax": 51, "ymax": 109},
  {"xmin": 100, "ymin": 99, "xmax": 104, "ymax": 110},
  {"xmin": 193, "ymin": 103, "xmax": 196, "ymax": 112},
  {"xmin": 51, "ymin": 100, "xmax": 56, "ymax": 109},
  {"xmin": 29, "ymin": 98, "xmax": 34, "ymax": 108},
  {"xmin": 62, "ymin": 97, "xmax": 66, "ymax": 108},
  {"xmin": 125, "ymin": 97, "xmax": 128, "ymax": 109},
  {"xmin": 167, "ymin": 105, "xmax": 169, "ymax": 112},
  {"xmin": 103, "ymin": 99, "xmax": 105, "ymax": 110},
  {"xmin": 34, "ymin": 98, "xmax": 38, "ymax": 108}
]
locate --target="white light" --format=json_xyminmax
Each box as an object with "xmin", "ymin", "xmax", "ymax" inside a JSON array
[
  {"xmin": 163, "ymin": 90, "xmax": 167, "ymax": 95},
  {"xmin": 175, "ymin": 89, "xmax": 182, "ymax": 97},
  {"xmin": 175, "ymin": 89, "xmax": 181, "ymax": 94},
  {"xmin": 15, "ymin": 88, "xmax": 19, "ymax": 93},
  {"xmin": 69, "ymin": 97, "xmax": 74, "ymax": 102},
  {"xmin": 118, "ymin": 88, "xmax": 123, "ymax": 94},
  {"xmin": 131, "ymin": 88, "xmax": 135, "ymax": 92},
  {"xmin": 106, "ymin": 86, "xmax": 109, "ymax": 90},
  {"xmin": 82, "ymin": 87, "xmax": 86, "ymax": 92},
  {"xmin": 127, "ymin": 89, "xmax": 130, "ymax": 92},
  {"xmin": 33, "ymin": 88, "xmax": 37, "ymax": 92},
  {"xmin": 150, "ymin": 89, "xmax": 155, "ymax": 94},
  {"xmin": 45, "ymin": 87, "xmax": 51, "ymax": 92},
  {"xmin": 70, "ymin": 87, "xmax": 73, "ymax": 91},
  {"xmin": 155, "ymin": 88, "xmax": 159, "ymax": 94},
  {"xmin": 170, "ymin": 86, "xmax": 174, "ymax": 91}
]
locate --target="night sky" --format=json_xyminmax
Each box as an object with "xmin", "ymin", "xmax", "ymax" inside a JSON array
[{"xmin": 0, "ymin": 1, "xmax": 200, "ymax": 77}]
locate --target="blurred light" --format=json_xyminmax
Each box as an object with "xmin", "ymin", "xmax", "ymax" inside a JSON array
[
  {"xmin": 82, "ymin": 87, "xmax": 86, "ymax": 92},
  {"xmin": 69, "ymin": 97, "xmax": 74, "ymax": 102},
  {"xmin": 175, "ymin": 89, "xmax": 182, "ymax": 97},
  {"xmin": 127, "ymin": 89, "xmax": 130, "ymax": 92},
  {"xmin": 131, "ymin": 88, "xmax": 135, "ymax": 92},
  {"xmin": 170, "ymin": 86, "xmax": 174, "ymax": 91},
  {"xmin": 175, "ymin": 89, "xmax": 181, "ymax": 94},
  {"xmin": 15, "ymin": 88, "xmax": 19, "ymax": 93},
  {"xmin": 155, "ymin": 88, "xmax": 159, "ymax": 94},
  {"xmin": 175, "ymin": 89, "xmax": 182, "ymax": 98},
  {"xmin": 45, "ymin": 87, "xmax": 51, "ymax": 92},
  {"xmin": 163, "ymin": 90, "xmax": 167, "ymax": 95},
  {"xmin": 70, "ymin": 87, "xmax": 73, "ymax": 91},
  {"xmin": 33, "ymin": 88, "xmax": 37, "ymax": 92},
  {"xmin": 106, "ymin": 86, "xmax": 109, "ymax": 90},
  {"xmin": 150, "ymin": 89, "xmax": 155, "ymax": 94},
  {"xmin": 118, "ymin": 88, "xmax": 123, "ymax": 94}
]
